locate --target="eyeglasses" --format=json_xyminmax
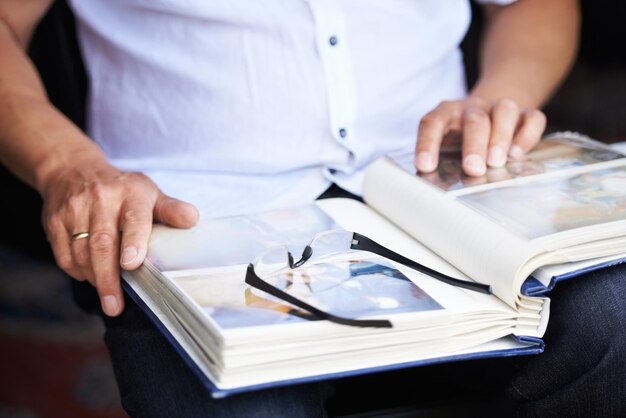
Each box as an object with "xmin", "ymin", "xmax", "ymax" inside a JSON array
[{"xmin": 245, "ymin": 230, "xmax": 491, "ymax": 328}]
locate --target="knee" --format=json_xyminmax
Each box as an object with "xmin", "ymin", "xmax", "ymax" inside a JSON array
[
  {"xmin": 509, "ymin": 265, "xmax": 626, "ymax": 416},
  {"xmin": 546, "ymin": 263, "xmax": 626, "ymax": 367}
]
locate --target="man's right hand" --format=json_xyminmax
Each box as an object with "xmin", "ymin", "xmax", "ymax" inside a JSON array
[
  {"xmin": 0, "ymin": 2, "xmax": 200, "ymax": 317},
  {"xmin": 40, "ymin": 163, "xmax": 199, "ymax": 317}
]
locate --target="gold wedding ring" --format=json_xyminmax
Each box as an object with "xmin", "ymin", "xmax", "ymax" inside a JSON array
[{"xmin": 70, "ymin": 232, "xmax": 90, "ymax": 242}]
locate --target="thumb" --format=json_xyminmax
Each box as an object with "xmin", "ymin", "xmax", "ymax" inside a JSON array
[{"xmin": 154, "ymin": 192, "xmax": 199, "ymax": 228}]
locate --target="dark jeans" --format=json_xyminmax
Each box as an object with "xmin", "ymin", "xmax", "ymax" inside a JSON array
[{"xmin": 509, "ymin": 262, "xmax": 626, "ymax": 417}]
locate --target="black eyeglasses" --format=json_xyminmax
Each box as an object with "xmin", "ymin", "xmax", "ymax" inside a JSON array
[{"xmin": 245, "ymin": 230, "xmax": 491, "ymax": 328}]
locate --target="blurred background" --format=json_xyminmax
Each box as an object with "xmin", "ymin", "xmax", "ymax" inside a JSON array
[{"xmin": 1, "ymin": 1, "xmax": 625, "ymax": 417}]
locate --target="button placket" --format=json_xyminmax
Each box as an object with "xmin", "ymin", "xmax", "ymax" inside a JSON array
[{"xmin": 308, "ymin": 1, "xmax": 357, "ymax": 149}]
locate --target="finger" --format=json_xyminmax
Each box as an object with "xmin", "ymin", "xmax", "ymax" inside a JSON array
[
  {"xmin": 70, "ymin": 240, "xmax": 95, "ymax": 285},
  {"xmin": 70, "ymin": 235, "xmax": 91, "ymax": 276},
  {"xmin": 64, "ymin": 196, "xmax": 94, "ymax": 282},
  {"xmin": 45, "ymin": 214, "xmax": 85, "ymax": 281},
  {"xmin": 487, "ymin": 99, "xmax": 520, "ymax": 168},
  {"xmin": 461, "ymin": 106, "xmax": 491, "ymax": 176},
  {"xmin": 154, "ymin": 192, "xmax": 199, "ymax": 228},
  {"xmin": 69, "ymin": 236, "xmax": 92, "ymax": 284},
  {"xmin": 415, "ymin": 102, "xmax": 459, "ymax": 172},
  {"xmin": 88, "ymin": 200, "xmax": 124, "ymax": 317},
  {"xmin": 119, "ymin": 199, "xmax": 154, "ymax": 270},
  {"xmin": 510, "ymin": 109, "xmax": 547, "ymax": 159}
]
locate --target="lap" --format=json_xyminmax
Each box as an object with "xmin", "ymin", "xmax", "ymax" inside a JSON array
[
  {"xmin": 98, "ymin": 286, "xmax": 514, "ymax": 417},
  {"xmin": 100, "ymin": 291, "xmax": 334, "ymax": 418},
  {"xmin": 510, "ymin": 262, "xmax": 626, "ymax": 417},
  {"xmin": 93, "ymin": 262, "xmax": 626, "ymax": 417}
]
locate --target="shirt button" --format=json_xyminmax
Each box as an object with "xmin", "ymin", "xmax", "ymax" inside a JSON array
[
  {"xmin": 338, "ymin": 128, "xmax": 347, "ymax": 138},
  {"xmin": 329, "ymin": 36, "xmax": 338, "ymax": 46}
]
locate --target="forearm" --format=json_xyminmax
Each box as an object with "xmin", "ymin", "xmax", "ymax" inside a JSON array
[
  {"xmin": 0, "ymin": 17, "xmax": 110, "ymax": 194},
  {"xmin": 471, "ymin": 0, "xmax": 580, "ymax": 107}
]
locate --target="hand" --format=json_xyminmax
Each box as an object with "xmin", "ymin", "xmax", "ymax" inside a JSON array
[
  {"xmin": 415, "ymin": 97, "xmax": 547, "ymax": 176},
  {"xmin": 40, "ymin": 163, "xmax": 199, "ymax": 317}
]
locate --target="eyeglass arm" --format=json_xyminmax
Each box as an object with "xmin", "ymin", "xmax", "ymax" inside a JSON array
[
  {"xmin": 350, "ymin": 233, "xmax": 492, "ymax": 295},
  {"xmin": 245, "ymin": 264, "xmax": 393, "ymax": 328}
]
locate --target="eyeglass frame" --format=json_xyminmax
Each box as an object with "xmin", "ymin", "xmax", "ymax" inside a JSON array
[{"xmin": 245, "ymin": 230, "xmax": 492, "ymax": 329}]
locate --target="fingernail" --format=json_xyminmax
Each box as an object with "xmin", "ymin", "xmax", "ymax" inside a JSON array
[
  {"xmin": 121, "ymin": 246, "xmax": 138, "ymax": 266},
  {"xmin": 463, "ymin": 154, "xmax": 486, "ymax": 176},
  {"xmin": 509, "ymin": 145, "xmax": 524, "ymax": 160},
  {"xmin": 487, "ymin": 146, "xmax": 506, "ymax": 167},
  {"xmin": 416, "ymin": 152, "xmax": 436, "ymax": 172},
  {"xmin": 103, "ymin": 295, "xmax": 121, "ymax": 316}
]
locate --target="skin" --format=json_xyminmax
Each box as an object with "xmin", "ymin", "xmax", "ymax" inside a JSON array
[{"xmin": 0, "ymin": 0, "xmax": 579, "ymax": 317}]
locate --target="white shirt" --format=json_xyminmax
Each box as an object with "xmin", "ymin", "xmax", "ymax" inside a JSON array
[{"xmin": 68, "ymin": 0, "xmax": 513, "ymax": 217}]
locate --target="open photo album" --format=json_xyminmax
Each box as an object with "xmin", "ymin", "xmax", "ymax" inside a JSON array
[{"xmin": 122, "ymin": 132, "xmax": 626, "ymax": 397}]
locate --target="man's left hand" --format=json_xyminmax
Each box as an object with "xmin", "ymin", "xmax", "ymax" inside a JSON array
[{"xmin": 415, "ymin": 97, "xmax": 547, "ymax": 177}]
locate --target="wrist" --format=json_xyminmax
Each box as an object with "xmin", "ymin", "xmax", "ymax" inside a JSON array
[
  {"xmin": 0, "ymin": 93, "xmax": 113, "ymax": 195},
  {"xmin": 34, "ymin": 145, "xmax": 113, "ymax": 196},
  {"xmin": 468, "ymin": 81, "xmax": 540, "ymax": 109}
]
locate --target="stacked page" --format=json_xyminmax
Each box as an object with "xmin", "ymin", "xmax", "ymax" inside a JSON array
[{"xmin": 122, "ymin": 132, "xmax": 626, "ymax": 397}]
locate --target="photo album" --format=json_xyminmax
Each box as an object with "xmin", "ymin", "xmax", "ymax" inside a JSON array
[{"xmin": 121, "ymin": 132, "xmax": 626, "ymax": 397}]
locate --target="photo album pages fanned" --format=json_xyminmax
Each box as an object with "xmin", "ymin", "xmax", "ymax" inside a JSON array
[{"xmin": 122, "ymin": 132, "xmax": 626, "ymax": 398}]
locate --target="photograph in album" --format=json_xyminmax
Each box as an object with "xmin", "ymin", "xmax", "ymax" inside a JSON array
[
  {"xmin": 173, "ymin": 258, "xmax": 443, "ymax": 330},
  {"xmin": 393, "ymin": 132, "xmax": 624, "ymax": 192},
  {"xmin": 458, "ymin": 166, "xmax": 626, "ymax": 238}
]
